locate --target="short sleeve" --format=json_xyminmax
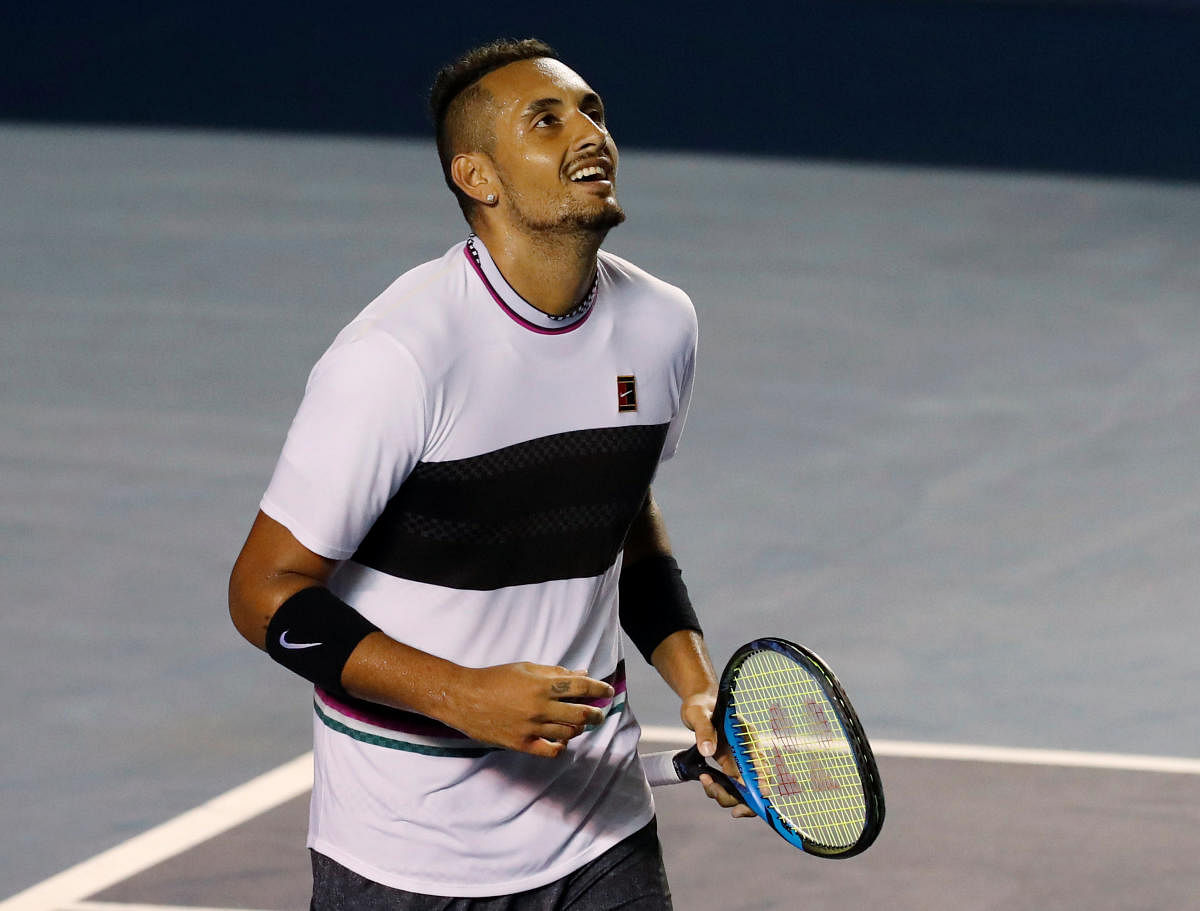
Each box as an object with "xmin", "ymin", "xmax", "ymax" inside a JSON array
[
  {"xmin": 260, "ymin": 326, "xmax": 427, "ymax": 559},
  {"xmin": 659, "ymin": 300, "xmax": 698, "ymax": 463}
]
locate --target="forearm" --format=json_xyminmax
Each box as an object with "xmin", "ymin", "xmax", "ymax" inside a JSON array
[
  {"xmin": 650, "ymin": 629, "xmax": 718, "ymax": 702},
  {"xmin": 340, "ymin": 631, "xmax": 470, "ymax": 723},
  {"xmin": 343, "ymin": 633, "xmax": 616, "ymax": 756}
]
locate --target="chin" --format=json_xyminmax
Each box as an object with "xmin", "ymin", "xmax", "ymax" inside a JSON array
[
  {"xmin": 572, "ymin": 202, "xmax": 626, "ymax": 233},
  {"xmin": 515, "ymin": 197, "xmax": 627, "ymax": 235},
  {"xmin": 588, "ymin": 209, "xmax": 627, "ymax": 232}
]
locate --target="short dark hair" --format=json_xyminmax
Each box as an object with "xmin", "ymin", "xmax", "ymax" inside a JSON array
[{"xmin": 429, "ymin": 38, "xmax": 560, "ymax": 220}]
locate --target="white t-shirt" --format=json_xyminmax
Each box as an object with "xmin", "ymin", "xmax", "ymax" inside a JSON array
[{"xmin": 260, "ymin": 237, "xmax": 697, "ymax": 897}]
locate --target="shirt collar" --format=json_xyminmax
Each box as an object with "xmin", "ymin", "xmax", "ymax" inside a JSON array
[{"xmin": 464, "ymin": 234, "xmax": 597, "ymax": 335}]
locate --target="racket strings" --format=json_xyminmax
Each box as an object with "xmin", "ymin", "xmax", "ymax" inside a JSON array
[
  {"xmin": 732, "ymin": 704, "xmax": 863, "ymax": 842},
  {"xmin": 729, "ymin": 652, "xmax": 867, "ymax": 848}
]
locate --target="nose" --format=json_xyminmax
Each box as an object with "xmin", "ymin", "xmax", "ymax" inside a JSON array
[{"xmin": 571, "ymin": 110, "xmax": 609, "ymax": 153}]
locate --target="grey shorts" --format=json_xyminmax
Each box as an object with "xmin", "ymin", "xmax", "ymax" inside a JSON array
[{"xmin": 309, "ymin": 818, "xmax": 672, "ymax": 911}]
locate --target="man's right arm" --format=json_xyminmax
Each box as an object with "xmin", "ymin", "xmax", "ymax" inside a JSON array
[{"xmin": 228, "ymin": 510, "xmax": 612, "ymax": 758}]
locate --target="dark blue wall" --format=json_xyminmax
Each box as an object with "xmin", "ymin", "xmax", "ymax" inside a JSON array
[{"xmin": 4, "ymin": 1, "xmax": 1199, "ymax": 180}]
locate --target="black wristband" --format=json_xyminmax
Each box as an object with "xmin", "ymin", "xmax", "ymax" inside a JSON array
[
  {"xmin": 265, "ymin": 587, "xmax": 381, "ymax": 697},
  {"xmin": 618, "ymin": 553, "xmax": 702, "ymax": 662}
]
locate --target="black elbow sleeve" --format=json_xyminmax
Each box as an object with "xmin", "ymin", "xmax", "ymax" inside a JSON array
[{"xmin": 618, "ymin": 554, "xmax": 702, "ymax": 662}]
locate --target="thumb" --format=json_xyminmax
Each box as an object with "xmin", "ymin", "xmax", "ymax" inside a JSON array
[{"xmin": 681, "ymin": 696, "xmax": 718, "ymax": 758}]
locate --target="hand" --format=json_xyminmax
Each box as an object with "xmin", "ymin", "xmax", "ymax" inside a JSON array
[
  {"xmin": 448, "ymin": 663, "xmax": 615, "ymax": 758},
  {"xmin": 680, "ymin": 693, "xmax": 757, "ymax": 819}
]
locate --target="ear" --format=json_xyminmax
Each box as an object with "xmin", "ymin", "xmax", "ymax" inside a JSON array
[{"xmin": 450, "ymin": 152, "xmax": 496, "ymax": 205}]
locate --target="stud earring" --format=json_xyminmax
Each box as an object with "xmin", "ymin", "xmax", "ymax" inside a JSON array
[{"xmin": 485, "ymin": 193, "xmax": 497, "ymax": 204}]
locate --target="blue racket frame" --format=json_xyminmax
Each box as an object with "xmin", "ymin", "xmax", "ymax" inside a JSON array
[{"xmin": 674, "ymin": 637, "xmax": 885, "ymax": 858}]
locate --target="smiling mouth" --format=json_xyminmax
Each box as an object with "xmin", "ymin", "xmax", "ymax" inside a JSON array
[
  {"xmin": 570, "ymin": 165, "xmax": 608, "ymax": 183},
  {"xmin": 567, "ymin": 158, "xmax": 614, "ymax": 184}
]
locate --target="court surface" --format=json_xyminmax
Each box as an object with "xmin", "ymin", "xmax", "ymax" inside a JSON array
[
  {"xmin": 3, "ymin": 124, "xmax": 1200, "ymax": 908},
  {"xmin": 7, "ymin": 733, "xmax": 1200, "ymax": 911}
]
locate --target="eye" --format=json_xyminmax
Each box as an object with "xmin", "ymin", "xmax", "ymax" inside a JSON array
[{"xmin": 534, "ymin": 112, "xmax": 559, "ymax": 127}]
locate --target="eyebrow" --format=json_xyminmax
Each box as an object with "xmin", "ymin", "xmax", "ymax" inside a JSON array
[
  {"xmin": 523, "ymin": 97, "xmax": 562, "ymax": 118},
  {"xmin": 522, "ymin": 92, "xmax": 605, "ymax": 118}
]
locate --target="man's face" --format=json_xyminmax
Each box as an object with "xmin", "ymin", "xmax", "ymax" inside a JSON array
[{"xmin": 477, "ymin": 58, "xmax": 624, "ymax": 234}]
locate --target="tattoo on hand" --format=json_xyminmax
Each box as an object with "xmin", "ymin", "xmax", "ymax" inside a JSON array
[{"xmin": 551, "ymin": 681, "xmax": 571, "ymax": 694}]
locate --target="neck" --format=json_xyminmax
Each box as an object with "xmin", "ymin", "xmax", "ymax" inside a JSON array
[{"xmin": 472, "ymin": 222, "xmax": 605, "ymax": 316}]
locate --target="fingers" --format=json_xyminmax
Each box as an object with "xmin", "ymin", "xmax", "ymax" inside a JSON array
[
  {"xmin": 455, "ymin": 663, "xmax": 617, "ymax": 756},
  {"xmin": 710, "ymin": 746, "xmax": 753, "ymax": 818},
  {"xmin": 503, "ymin": 726, "xmax": 579, "ymax": 759},
  {"xmin": 699, "ymin": 773, "xmax": 756, "ymax": 818},
  {"xmin": 525, "ymin": 737, "xmax": 568, "ymax": 759},
  {"xmin": 680, "ymin": 693, "xmax": 752, "ymax": 820},
  {"xmin": 543, "ymin": 668, "xmax": 613, "ymax": 729},
  {"xmin": 698, "ymin": 772, "xmax": 741, "ymax": 808},
  {"xmin": 522, "ymin": 719, "xmax": 590, "ymax": 759},
  {"xmin": 548, "ymin": 705, "xmax": 607, "ymax": 730},
  {"xmin": 548, "ymin": 668, "xmax": 615, "ymax": 704},
  {"xmin": 714, "ymin": 746, "xmax": 741, "ymax": 781},
  {"xmin": 510, "ymin": 668, "xmax": 614, "ymax": 755}
]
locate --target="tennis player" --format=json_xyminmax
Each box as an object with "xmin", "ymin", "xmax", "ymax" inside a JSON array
[{"xmin": 229, "ymin": 38, "xmax": 748, "ymax": 910}]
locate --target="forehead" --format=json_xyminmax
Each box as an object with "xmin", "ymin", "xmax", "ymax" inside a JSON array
[{"xmin": 478, "ymin": 58, "xmax": 596, "ymax": 113}]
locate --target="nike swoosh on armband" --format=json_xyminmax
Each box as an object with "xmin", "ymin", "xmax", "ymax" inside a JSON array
[{"xmin": 279, "ymin": 631, "xmax": 323, "ymax": 650}]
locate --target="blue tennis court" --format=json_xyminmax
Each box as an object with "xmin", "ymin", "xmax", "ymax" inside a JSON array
[{"xmin": 3, "ymin": 123, "xmax": 1199, "ymax": 909}]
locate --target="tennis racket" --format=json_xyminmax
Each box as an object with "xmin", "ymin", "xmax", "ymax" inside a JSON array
[{"xmin": 641, "ymin": 637, "xmax": 885, "ymax": 858}]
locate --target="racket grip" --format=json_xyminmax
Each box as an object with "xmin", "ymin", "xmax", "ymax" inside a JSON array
[{"xmin": 641, "ymin": 749, "xmax": 685, "ymax": 787}]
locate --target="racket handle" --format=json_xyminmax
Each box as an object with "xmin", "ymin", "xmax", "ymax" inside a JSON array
[
  {"xmin": 641, "ymin": 747, "xmax": 742, "ymax": 801},
  {"xmin": 641, "ymin": 749, "xmax": 685, "ymax": 787}
]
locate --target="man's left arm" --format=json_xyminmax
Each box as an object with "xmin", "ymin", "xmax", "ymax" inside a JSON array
[{"xmin": 621, "ymin": 491, "xmax": 755, "ymax": 817}]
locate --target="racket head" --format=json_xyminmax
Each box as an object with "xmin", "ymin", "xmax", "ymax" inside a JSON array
[{"xmin": 714, "ymin": 637, "xmax": 885, "ymax": 858}]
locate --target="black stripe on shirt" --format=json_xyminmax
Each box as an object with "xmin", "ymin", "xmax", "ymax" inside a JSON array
[{"xmin": 351, "ymin": 423, "xmax": 670, "ymax": 590}]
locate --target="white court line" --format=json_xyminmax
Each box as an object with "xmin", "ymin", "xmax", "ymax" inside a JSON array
[
  {"xmin": 639, "ymin": 726, "xmax": 1200, "ymax": 775},
  {"xmin": 870, "ymin": 738, "xmax": 1200, "ymax": 775},
  {"xmin": 0, "ymin": 754, "xmax": 313, "ymax": 911},
  {"xmin": 6, "ymin": 735, "xmax": 1200, "ymax": 911}
]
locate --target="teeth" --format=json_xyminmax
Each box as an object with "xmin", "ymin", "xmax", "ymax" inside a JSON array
[{"xmin": 570, "ymin": 166, "xmax": 606, "ymax": 182}]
